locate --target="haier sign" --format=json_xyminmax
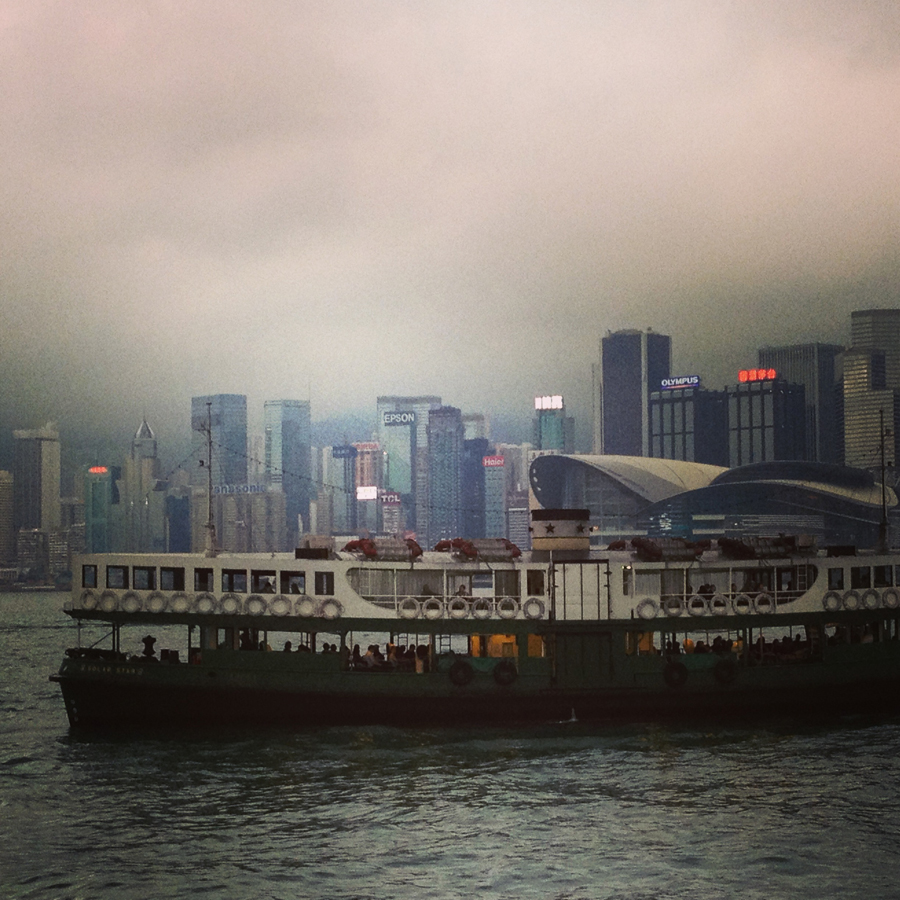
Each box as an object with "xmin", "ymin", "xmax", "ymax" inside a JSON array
[{"xmin": 383, "ymin": 411, "xmax": 416, "ymax": 426}]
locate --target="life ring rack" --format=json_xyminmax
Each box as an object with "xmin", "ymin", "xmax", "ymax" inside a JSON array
[
  {"xmin": 471, "ymin": 598, "xmax": 493, "ymax": 620},
  {"xmin": 318, "ymin": 597, "xmax": 344, "ymax": 619},
  {"xmin": 294, "ymin": 595, "xmax": 316, "ymax": 617},
  {"xmin": 270, "ymin": 594, "xmax": 292, "ymax": 616},
  {"xmin": 195, "ymin": 592, "xmax": 220, "ymax": 615},
  {"xmin": 497, "ymin": 597, "xmax": 520, "ymax": 620},
  {"xmin": 686, "ymin": 595, "xmax": 707, "ymax": 617},
  {"xmin": 220, "ymin": 593, "xmax": 243, "ymax": 616},
  {"xmin": 398, "ymin": 596, "xmax": 420, "ymax": 619},
  {"xmin": 447, "ymin": 596, "xmax": 470, "ymax": 619},
  {"xmin": 522, "ymin": 597, "xmax": 546, "ymax": 620}
]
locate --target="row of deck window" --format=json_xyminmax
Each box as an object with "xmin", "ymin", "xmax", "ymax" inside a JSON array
[{"xmin": 827, "ymin": 565, "xmax": 900, "ymax": 591}]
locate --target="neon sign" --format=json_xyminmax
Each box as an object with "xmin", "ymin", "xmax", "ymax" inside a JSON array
[{"xmin": 738, "ymin": 368, "xmax": 777, "ymax": 383}]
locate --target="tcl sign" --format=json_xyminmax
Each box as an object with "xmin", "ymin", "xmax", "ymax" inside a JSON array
[{"xmin": 383, "ymin": 412, "xmax": 416, "ymax": 426}]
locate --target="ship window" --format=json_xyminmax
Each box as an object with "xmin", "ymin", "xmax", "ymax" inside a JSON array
[
  {"xmin": 315, "ymin": 571, "xmax": 334, "ymax": 595},
  {"xmin": 160, "ymin": 567, "xmax": 185, "ymax": 591},
  {"xmin": 495, "ymin": 570, "xmax": 520, "ymax": 598},
  {"xmin": 526, "ymin": 570, "xmax": 545, "ymax": 595},
  {"xmin": 280, "ymin": 571, "xmax": 306, "ymax": 594},
  {"xmin": 251, "ymin": 570, "xmax": 276, "ymax": 593},
  {"xmin": 107, "ymin": 566, "xmax": 128, "ymax": 589},
  {"xmin": 82, "ymin": 565, "xmax": 97, "ymax": 588},
  {"xmin": 194, "ymin": 568, "xmax": 213, "ymax": 592},
  {"xmin": 874, "ymin": 565, "xmax": 893, "ymax": 588},
  {"xmin": 851, "ymin": 567, "xmax": 871, "ymax": 590},
  {"xmin": 828, "ymin": 568, "xmax": 844, "ymax": 590},
  {"xmin": 222, "ymin": 569, "xmax": 247, "ymax": 593},
  {"xmin": 133, "ymin": 567, "xmax": 156, "ymax": 591},
  {"xmin": 895, "ymin": 566, "xmax": 900, "ymax": 587}
]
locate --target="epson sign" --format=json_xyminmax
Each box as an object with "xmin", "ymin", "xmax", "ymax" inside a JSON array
[
  {"xmin": 660, "ymin": 375, "xmax": 701, "ymax": 390},
  {"xmin": 383, "ymin": 411, "xmax": 416, "ymax": 426}
]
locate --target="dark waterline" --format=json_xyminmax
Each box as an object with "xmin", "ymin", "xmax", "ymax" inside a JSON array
[{"xmin": 3, "ymin": 592, "xmax": 900, "ymax": 900}]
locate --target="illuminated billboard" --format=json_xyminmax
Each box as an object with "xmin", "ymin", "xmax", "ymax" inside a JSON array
[
  {"xmin": 383, "ymin": 411, "xmax": 416, "ymax": 426},
  {"xmin": 738, "ymin": 368, "xmax": 777, "ymax": 383},
  {"xmin": 356, "ymin": 486, "xmax": 378, "ymax": 501},
  {"xmin": 534, "ymin": 395, "xmax": 563, "ymax": 410},
  {"xmin": 660, "ymin": 375, "xmax": 700, "ymax": 390}
]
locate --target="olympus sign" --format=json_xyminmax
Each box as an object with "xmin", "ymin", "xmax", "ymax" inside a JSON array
[
  {"xmin": 660, "ymin": 375, "xmax": 701, "ymax": 390},
  {"xmin": 383, "ymin": 411, "xmax": 416, "ymax": 426}
]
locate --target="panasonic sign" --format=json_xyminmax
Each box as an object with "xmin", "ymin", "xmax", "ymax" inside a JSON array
[
  {"xmin": 383, "ymin": 411, "xmax": 416, "ymax": 426},
  {"xmin": 660, "ymin": 375, "xmax": 701, "ymax": 390}
]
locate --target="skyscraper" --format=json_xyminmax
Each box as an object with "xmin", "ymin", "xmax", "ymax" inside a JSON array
[
  {"xmin": 124, "ymin": 419, "xmax": 164, "ymax": 551},
  {"xmin": 264, "ymin": 399, "xmax": 311, "ymax": 544},
  {"xmin": 426, "ymin": 406, "xmax": 464, "ymax": 546},
  {"xmin": 593, "ymin": 329, "xmax": 671, "ymax": 456},
  {"xmin": 191, "ymin": 395, "xmax": 248, "ymax": 487},
  {"xmin": 13, "ymin": 424, "xmax": 61, "ymax": 534},
  {"xmin": 533, "ymin": 395, "xmax": 575, "ymax": 452}
]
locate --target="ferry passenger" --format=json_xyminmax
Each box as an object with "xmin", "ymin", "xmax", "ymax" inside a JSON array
[
  {"xmin": 141, "ymin": 635, "xmax": 157, "ymax": 659},
  {"xmin": 352, "ymin": 644, "xmax": 362, "ymax": 667},
  {"xmin": 415, "ymin": 644, "xmax": 429, "ymax": 674},
  {"xmin": 682, "ymin": 637, "xmax": 695, "ymax": 654},
  {"xmin": 283, "ymin": 641, "xmax": 292, "ymax": 652}
]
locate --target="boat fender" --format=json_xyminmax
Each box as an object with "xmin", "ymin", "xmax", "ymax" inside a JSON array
[
  {"xmin": 861, "ymin": 589, "xmax": 880, "ymax": 611},
  {"xmin": 270, "ymin": 595, "xmax": 292, "ymax": 616},
  {"xmin": 636, "ymin": 598, "xmax": 658, "ymax": 620},
  {"xmin": 709, "ymin": 594, "xmax": 728, "ymax": 615},
  {"xmin": 220, "ymin": 593, "xmax": 243, "ymax": 616},
  {"xmin": 523, "ymin": 597, "xmax": 546, "ymax": 620},
  {"xmin": 493, "ymin": 660, "xmax": 518, "ymax": 687},
  {"xmin": 80, "ymin": 589, "xmax": 99, "ymax": 611},
  {"xmin": 294, "ymin": 596, "xmax": 316, "ymax": 617},
  {"xmin": 245, "ymin": 594, "xmax": 269, "ymax": 616},
  {"xmin": 448, "ymin": 597, "xmax": 470, "ymax": 619},
  {"xmin": 195, "ymin": 592, "xmax": 220, "ymax": 615},
  {"xmin": 449, "ymin": 659, "xmax": 475, "ymax": 687},
  {"xmin": 842, "ymin": 590, "xmax": 861, "ymax": 611},
  {"xmin": 662, "ymin": 596, "xmax": 684, "ymax": 617},
  {"xmin": 169, "ymin": 592, "xmax": 193, "ymax": 614},
  {"xmin": 882, "ymin": 588, "xmax": 900, "ymax": 610},
  {"xmin": 121, "ymin": 591, "xmax": 142, "ymax": 613},
  {"xmin": 753, "ymin": 592, "xmax": 773, "ymax": 614},
  {"xmin": 422, "ymin": 597, "xmax": 444, "ymax": 620},
  {"xmin": 497, "ymin": 597, "xmax": 520, "ymax": 620},
  {"xmin": 146, "ymin": 591, "xmax": 168, "ymax": 613},
  {"xmin": 318, "ymin": 598, "xmax": 343, "ymax": 619},
  {"xmin": 732, "ymin": 594, "xmax": 754, "ymax": 615},
  {"xmin": 714, "ymin": 657, "xmax": 738, "ymax": 685},
  {"xmin": 822, "ymin": 591, "xmax": 843, "ymax": 613},
  {"xmin": 686, "ymin": 595, "xmax": 707, "ymax": 617},
  {"xmin": 398, "ymin": 596, "xmax": 420, "ymax": 619},
  {"xmin": 99, "ymin": 590, "xmax": 119, "ymax": 613},
  {"xmin": 471, "ymin": 598, "xmax": 493, "ymax": 620},
  {"xmin": 663, "ymin": 661, "xmax": 688, "ymax": 688}
]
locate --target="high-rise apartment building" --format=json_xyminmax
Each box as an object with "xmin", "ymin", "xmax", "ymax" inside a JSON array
[
  {"xmin": 461, "ymin": 437, "xmax": 490, "ymax": 538},
  {"xmin": 0, "ymin": 471, "xmax": 13, "ymax": 565},
  {"xmin": 483, "ymin": 455, "xmax": 507, "ymax": 538},
  {"xmin": 593, "ymin": 329, "xmax": 671, "ymax": 456},
  {"xmin": 426, "ymin": 406, "xmax": 464, "ymax": 546},
  {"xmin": 190, "ymin": 395, "xmax": 248, "ymax": 487},
  {"xmin": 13, "ymin": 425, "xmax": 61, "ymax": 536},
  {"xmin": 649, "ymin": 381, "xmax": 728, "ymax": 466},
  {"xmin": 84, "ymin": 465, "xmax": 116, "ymax": 553},
  {"xmin": 758, "ymin": 343, "xmax": 843, "ymax": 464},
  {"xmin": 843, "ymin": 309, "xmax": 900, "ymax": 472},
  {"xmin": 533, "ymin": 395, "xmax": 575, "ymax": 452},
  {"xmin": 264, "ymin": 399, "xmax": 311, "ymax": 544}
]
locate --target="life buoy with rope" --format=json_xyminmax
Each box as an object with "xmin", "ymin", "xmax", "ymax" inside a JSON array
[
  {"xmin": 861, "ymin": 589, "xmax": 880, "ymax": 611},
  {"xmin": 80, "ymin": 589, "xmax": 99, "ymax": 611},
  {"xmin": 318, "ymin": 597, "xmax": 343, "ymax": 619},
  {"xmin": 493, "ymin": 660, "xmax": 518, "ymax": 686},
  {"xmin": 99, "ymin": 590, "xmax": 119, "ymax": 612},
  {"xmin": 662, "ymin": 596, "xmax": 684, "ymax": 617},
  {"xmin": 709, "ymin": 594, "xmax": 728, "ymax": 615},
  {"xmin": 686, "ymin": 595, "xmax": 707, "ymax": 617},
  {"xmin": 169, "ymin": 592, "xmax": 192, "ymax": 614},
  {"xmin": 398, "ymin": 596, "xmax": 420, "ymax": 619},
  {"xmin": 753, "ymin": 592, "xmax": 773, "ymax": 614},
  {"xmin": 295, "ymin": 596, "xmax": 316, "ymax": 617},
  {"xmin": 449, "ymin": 659, "xmax": 475, "ymax": 686},
  {"xmin": 471, "ymin": 598, "xmax": 493, "ymax": 620},
  {"xmin": 270, "ymin": 595, "xmax": 292, "ymax": 616},
  {"xmin": 146, "ymin": 591, "xmax": 168, "ymax": 613},
  {"xmin": 636, "ymin": 598, "xmax": 658, "ymax": 620},
  {"xmin": 422, "ymin": 597, "xmax": 444, "ymax": 620},
  {"xmin": 220, "ymin": 593, "xmax": 243, "ymax": 615},
  {"xmin": 522, "ymin": 597, "xmax": 545, "ymax": 620},
  {"xmin": 447, "ymin": 597, "xmax": 470, "ymax": 619},
  {"xmin": 843, "ymin": 590, "xmax": 860, "ymax": 611},
  {"xmin": 822, "ymin": 590, "xmax": 842, "ymax": 613},
  {"xmin": 497, "ymin": 597, "xmax": 520, "ymax": 620},
  {"xmin": 195, "ymin": 592, "xmax": 220, "ymax": 615},
  {"xmin": 732, "ymin": 594, "xmax": 753, "ymax": 615},
  {"xmin": 245, "ymin": 594, "xmax": 269, "ymax": 616},
  {"xmin": 883, "ymin": 588, "xmax": 900, "ymax": 610},
  {"xmin": 121, "ymin": 591, "xmax": 142, "ymax": 613}
]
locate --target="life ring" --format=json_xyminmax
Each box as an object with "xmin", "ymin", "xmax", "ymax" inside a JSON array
[
  {"xmin": 753, "ymin": 592, "xmax": 773, "ymax": 614},
  {"xmin": 99, "ymin": 590, "xmax": 119, "ymax": 612},
  {"xmin": 146, "ymin": 591, "xmax": 168, "ymax": 613},
  {"xmin": 398, "ymin": 596, "xmax": 420, "ymax": 619},
  {"xmin": 121, "ymin": 591, "xmax": 142, "ymax": 613},
  {"xmin": 523, "ymin": 597, "xmax": 546, "ymax": 620},
  {"xmin": 822, "ymin": 590, "xmax": 843, "ymax": 613},
  {"xmin": 449, "ymin": 659, "xmax": 475, "ymax": 686},
  {"xmin": 169, "ymin": 592, "xmax": 193, "ymax": 614},
  {"xmin": 843, "ymin": 590, "xmax": 861, "ymax": 611},
  {"xmin": 861, "ymin": 589, "xmax": 880, "ymax": 611},
  {"xmin": 318, "ymin": 598, "xmax": 343, "ymax": 619},
  {"xmin": 662, "ymin": 596, "xmax": 684, "ymax": 617},
  {"xmin": 636, "ymin": 598, "xmax": 658, "ymax": 620},
  {"xmin": 686, "ymin": 595, "xmax": 707, "ymax": 617},
  {"xmin": 295, "ymin": 595, "xmax": 316, "ymax": 617},
  {"xmin": 709, "ymin": 594, "xmax": 729, "ymax": 615},
  {"xmin": 714, "ymin": 657, "xmax": 738, "ymax": 685},
  {"xmin": 220, "ymin": 593, "xmax": 243, "ymax": 615},
  {"xmin": 422, "ymin": 597, "xmax": 444, "ymax": 620},
  {"xmin": 245, "ymin": 594, "xmax": 269, "ymax": 616},
  {"xmin": 195, "ymin": 592, "xmax": 220, "ymax": 615},
  {"xmin": 882, "ymin": 588, "xmax": 900, "ymax": 610},
  {"xmin": 663, "ymin": 661, "xmax": 688, "ymax": 688},
  {"xmin": 497, "ymin": 597, "xmax": 520, "ymax": 620},
  {"xmin": 471, "ymin": 598, "xmax": 493, "ymax": 620},
  {"xmin": 270, "ymin": 595, "xmax": 292, "ymax": 616},
  {"xmin": 80, "ymin": 589, "xmax": 99, "ymax": 611},
  {"xmin": 493, "ymin": 660, "xmax": 518, "ymax": 686},
  {"xmin": 732, "ymin": 594, "xmax": 754, "ymax": 615},
  {"xmin": 447, "ymin": 597, "xmax": 470, "ymax": 619}
]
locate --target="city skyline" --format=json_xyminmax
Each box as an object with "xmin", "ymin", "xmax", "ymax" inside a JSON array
[{"xmin": 3, "ymin": 3, "xmax": 900, "ymax": 481}]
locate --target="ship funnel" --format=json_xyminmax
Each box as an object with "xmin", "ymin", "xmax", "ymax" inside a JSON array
[{"xmin": 531, "ymin": 508, "xmax": 591, "ymax": 560}]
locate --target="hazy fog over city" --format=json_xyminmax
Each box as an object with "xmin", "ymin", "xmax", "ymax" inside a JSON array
[{"xmin": 2, "ymin": 1, "xmax": 900, "ymax": 479}]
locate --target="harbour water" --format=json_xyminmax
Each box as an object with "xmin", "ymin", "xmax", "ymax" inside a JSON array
[{"xmin": 3, "ymin": 592, "xmax": 900, "ymax": 900}]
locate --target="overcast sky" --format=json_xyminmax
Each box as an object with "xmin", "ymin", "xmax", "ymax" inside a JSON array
[{"xmin": 2, "ymin": 1, "xmax": 899, "ymax": 469}]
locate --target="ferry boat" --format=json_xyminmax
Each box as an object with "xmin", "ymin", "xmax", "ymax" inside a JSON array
[{"xmin": 51, "ymin": 509, "xmax": 900, "ymax": 728}]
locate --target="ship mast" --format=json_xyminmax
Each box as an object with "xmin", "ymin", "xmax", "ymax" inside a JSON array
[{"xmin": 204, "ymin": 400, "xmax": 219, "ymax": 558}]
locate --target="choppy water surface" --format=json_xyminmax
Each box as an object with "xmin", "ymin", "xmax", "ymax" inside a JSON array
[{"xmin": 2, "ymin": 593, "xmax": 900, "ymax": 900}]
